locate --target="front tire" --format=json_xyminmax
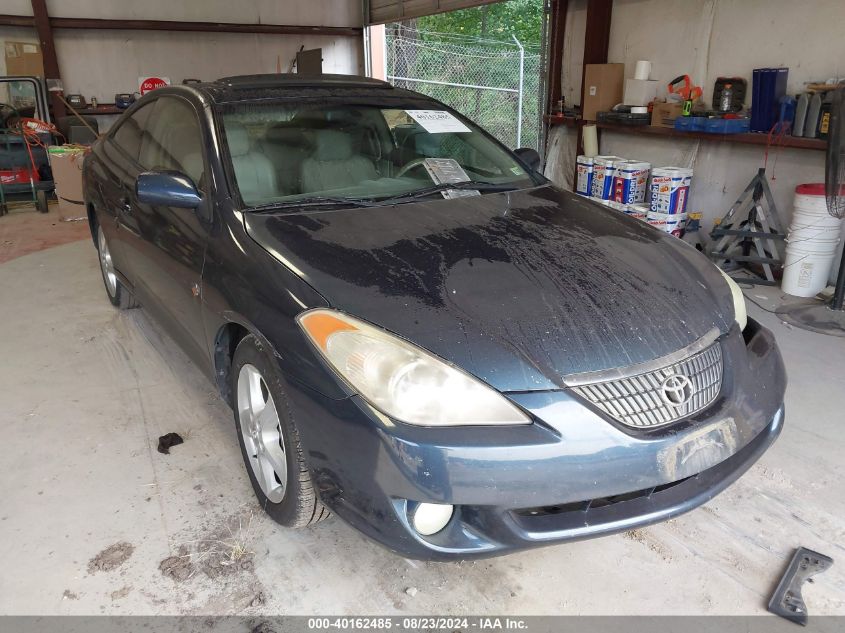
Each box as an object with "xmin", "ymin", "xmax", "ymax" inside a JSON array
[
  {"xmin": 232, "ymin": 334, "xmax": 329, "ymax": 527},
  {"xmin": 97, "ymin": 224, "xmax": 138, "ymax": 309}
]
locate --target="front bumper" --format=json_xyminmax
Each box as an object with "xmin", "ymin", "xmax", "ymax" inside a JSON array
[{"xmin": 286, "ymin": 318, "xmax": 786, "ymax": 560}]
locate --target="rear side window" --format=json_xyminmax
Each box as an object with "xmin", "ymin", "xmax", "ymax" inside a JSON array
[
  {"xmin": 111, "ymin": 103, "xmax": 154, "ymax": 161},
  {"xmin": 138, "ymin": 97, "xmax": 206, "ymax": 189}
]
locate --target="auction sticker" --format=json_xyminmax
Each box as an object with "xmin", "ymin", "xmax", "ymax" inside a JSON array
[{"xmin": 405, "ymin": 110, "xmax": 471, "ymax": 134}]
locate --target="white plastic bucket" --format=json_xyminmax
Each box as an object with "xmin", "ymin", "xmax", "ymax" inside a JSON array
[
  {"xmin": 791, "ymin": 184, "xmax": 842, "ymax": 229},
  {"xmin": 781, "ymin": 184, "xmax": 845, "ymax": 297},
  {"xmin": 591, "ymin": 155, "xmax": 624, "ymax": 200},
  {"xmin": 831, "ymin": 221, "xmax": 845, "ymax": 286},
  {"xmin": 646, "ymin": 210, "xmax": 687, "ymax": 237},
  {"xmin": 611, "ymin": 160, "xmax": 651, "ymax": 205},
  {"xmin": 782, "ymin": 245, "xmax": 840, "ymax": 297},
  {"xmin": 649, "ymin": 166, "xmax": 692, "ymax": 214},
  {"xmin": 576, "ymin": 155, "xmax": 594, "ymax": 197}
]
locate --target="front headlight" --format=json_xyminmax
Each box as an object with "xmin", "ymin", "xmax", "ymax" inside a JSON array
[
  {"xmin": 297, "ymin": 309, "xmax": 530, "ymax": 427},
  {"xmin": 718, "ymin": 268, "xmax": 748, "ymax": 331}
]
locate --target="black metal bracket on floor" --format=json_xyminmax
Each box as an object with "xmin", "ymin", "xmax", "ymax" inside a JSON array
[
  {"xmin": 767, "ymin": 546, "xmax": 834, "ymax": 625},
  {"xmin": 710, "ymin": 167, "xmax": 787, "ymax": 285}
]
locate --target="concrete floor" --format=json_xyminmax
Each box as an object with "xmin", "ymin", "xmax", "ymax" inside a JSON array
[
  {"xmin": 0, "ymin": 213, "xmax": 843, "ymax": 616},
  {"xmin": 0, "ymin": 204, "xmax": 90, "ymax": 264}
]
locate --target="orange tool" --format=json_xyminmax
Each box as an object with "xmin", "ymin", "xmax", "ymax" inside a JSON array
[
  {"xmin": 668, "ymin": 75, "xmax": 703, "ymax": 101},
  {"xmin": 668, "ymin": 75, "xmax": 703, "ymax": 116},
  {"xmin": 669, "ymin": 75, "xmax": 702, "ymax": 101}
]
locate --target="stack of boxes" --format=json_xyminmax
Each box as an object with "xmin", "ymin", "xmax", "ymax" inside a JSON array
[{"xmin": 576, "ymin": 155, "xmax": 692, "ymax": 237}]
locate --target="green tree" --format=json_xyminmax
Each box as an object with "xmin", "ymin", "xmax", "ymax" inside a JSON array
[{"xmin": 417, "ymin": 0, "xmax": 544, "ymax": 48}]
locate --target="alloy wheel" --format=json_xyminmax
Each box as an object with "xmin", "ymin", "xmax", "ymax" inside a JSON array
[
  {"xmin": 97, "ymin": 226, "xmax": 117, "ymax": 297},
  {"xmin": 236, "ymin": 363, "xmax": 288, "ymax": 503}
]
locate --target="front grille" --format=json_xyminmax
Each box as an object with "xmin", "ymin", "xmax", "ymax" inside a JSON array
[{"xmin": 571, "ymin": 342, "xmax": 723, "ymax": 428}]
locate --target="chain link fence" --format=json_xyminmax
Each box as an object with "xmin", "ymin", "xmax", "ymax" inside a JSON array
[{"xmin": 385, "ymin": 25, "xmax": 542, "ymax": 151}]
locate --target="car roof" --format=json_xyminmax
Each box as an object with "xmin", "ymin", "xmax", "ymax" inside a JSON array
[
  {"xmin": 215, "ymin": 73, "xmax": 392, "ymax": 89},
  {"xmin": 194, "ymin": 73, "xmax": 424, "ymax": 105}
]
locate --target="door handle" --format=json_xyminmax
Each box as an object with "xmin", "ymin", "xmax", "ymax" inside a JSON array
[{"xmin": 120, "ymin": 197, "xmax": 131, "ymax": 214}]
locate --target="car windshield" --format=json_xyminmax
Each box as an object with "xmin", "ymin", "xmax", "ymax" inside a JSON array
[{"xmin": 218, "ymin": 102, "xmax": 538, "ymax": 208}]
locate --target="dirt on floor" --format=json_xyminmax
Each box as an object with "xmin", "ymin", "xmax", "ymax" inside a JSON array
[
  {"xmin": 87, "ymin": 542, "xmax": 135, "ymax": 574},
  {"xmin": 0, "ymin": 204, "xmax": 90, "ymax": 263}
]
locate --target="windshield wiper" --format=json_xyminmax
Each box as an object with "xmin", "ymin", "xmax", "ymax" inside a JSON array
[
  {"xmin": 376, "ymin": 180, "xmax": 517, "ymax": 204},
  {"xmin": 248, "ymin": 181, "xmax": 516, "ymax": 212},
  {"xmin": 249, "ymin": 196, "xmax": 379, "ymax": 212}
]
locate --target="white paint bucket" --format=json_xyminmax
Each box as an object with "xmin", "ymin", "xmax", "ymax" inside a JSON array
[
  {"xmin": 831, "ymin": 222, "xmax": 845, "ymax": 286},
  {"xmin": 576, "ymin": 155, "xmax": 594, "ymax": 196},
  {"xmin": 649, "ymin": 166, "xmax": 692, "ymax": 214},
  {"xmin": 782, "ymin": 184, "xmax": 845, "ymax": 297},
  {"xmin": 591, "ymin": 155, "xmax": 625, "ymax": 200},
  {"xmin": 611, "ymin": 160, "xmax": 651, "ymax": 205},
  {"xmin": 646, "ymin": 211, "xmax": 687, "ymax": 237},
  {"xmin": 782, "ymin": 244, "xmax": 841, "ymax": 297},
  {"xmin": 625, "ymin": 202, "xmax": 649, "ymax": 220}
]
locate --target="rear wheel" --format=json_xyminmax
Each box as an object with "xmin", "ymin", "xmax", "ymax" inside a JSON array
[
  {"xmin": 232, "ymin": 334, "xmax": 329, "ymax": 527},
  {"xmin": 97, "ymin": 224, "xmax": 138, "ymax": 309},
  {"xmin": 36, "ymin": 190, "xmax": 49, "ymax": 213}
]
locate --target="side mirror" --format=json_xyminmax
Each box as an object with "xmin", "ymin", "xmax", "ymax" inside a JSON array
[
  {"xmin": 136, "ymin": 171, "xmax": 201, "ymax": 208},
  {"xmin": 514, "ymin": 147, "xmax": 541, "ymax": 172}
]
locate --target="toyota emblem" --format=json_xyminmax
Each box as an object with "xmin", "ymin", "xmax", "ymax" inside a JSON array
[{"xmin": 660, "ymin": 374, "xmax": 693, "ymax": 406}]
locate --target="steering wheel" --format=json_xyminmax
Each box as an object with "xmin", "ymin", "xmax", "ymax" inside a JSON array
[
  {"xmin": 395, "ymin": 157, "xmax": 429, "ymax": 179},
  {"xmin": 0, "ymin": 103, "xmax": 21, "ymax": 130}
]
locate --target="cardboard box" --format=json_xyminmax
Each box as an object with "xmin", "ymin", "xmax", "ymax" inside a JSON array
[
  {"xmin": 48, "ymin": 148, "xmax": 86, "ymax": 221},
  {"xmin": 582, "ymin": 63, "xmax": 624, "ymax": 121},
  {"xmin": 651, "ymin": 102, "xmax": 684, "ymax": 128},
  {"xmin": 4, "ymin": 41, "xmax": 44, "ymax": 77}
]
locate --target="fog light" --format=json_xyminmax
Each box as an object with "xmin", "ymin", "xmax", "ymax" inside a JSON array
[{"xmin": 411, "ymin": 503, "xmax": 454, "ymax": 536}]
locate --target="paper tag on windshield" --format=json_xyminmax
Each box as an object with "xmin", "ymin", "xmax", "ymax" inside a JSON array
[
  {"xmin": 423, "ymin": 158, "xmax": 469, "ymax": 184},
  {"xmin": 442, "ymin": 189, "xmax": 481, "ymax": 199},
  {"xmin": 406, "ymin": 110, "xmax": 471, "ymax": 134},
  {"xmin": 423, "ymin": 158, "xmax": 480, "ymax": 198}
]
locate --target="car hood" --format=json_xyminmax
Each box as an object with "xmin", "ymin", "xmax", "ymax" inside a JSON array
[{"xmin": 244, "ymin": 185, "xmax": 735, "ymax": 392}]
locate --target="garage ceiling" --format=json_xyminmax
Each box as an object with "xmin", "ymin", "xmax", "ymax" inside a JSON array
[{"xmin": 367, "ymin": 0, "xmax": 502, "ymax": 25}]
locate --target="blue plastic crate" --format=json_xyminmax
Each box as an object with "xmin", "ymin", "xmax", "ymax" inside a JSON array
[{"xmin": 674, "ymin": 116, "xmax": 707, "ymax": 132}]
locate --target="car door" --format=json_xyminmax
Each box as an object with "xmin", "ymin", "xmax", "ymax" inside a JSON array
[
  {"xmin": 123, "ymin": 95, "xmax": 212, "ymax": 366},
  {"xmin": 96, "ymin": 101, "xmax": 155, "ymax": 275}
]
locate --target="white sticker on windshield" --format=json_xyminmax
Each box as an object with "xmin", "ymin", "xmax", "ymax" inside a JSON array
[
  {"xmin": 423, "ymin": 159, "xmax": 481, "ymax": 198},
  {"xmin": 423, "ymin": 158, "xmax": 470, "ymax": 184},
  {"xmin": 405, "ymin": 110, "xmax": 471, "ymax": 134}
]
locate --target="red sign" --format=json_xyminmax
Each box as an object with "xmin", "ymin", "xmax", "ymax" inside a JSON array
[{"xmin": 139, "ymin": 76, "xmax": 170, "ymax": 95}]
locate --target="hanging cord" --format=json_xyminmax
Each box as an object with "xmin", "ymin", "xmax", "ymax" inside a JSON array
[
  {"xmin": 762, "ymin": 118, "xmax": 790, "ymax": 181},
  {"xmin": 8, "ymin": 117, "xmax": 64, "ymax": 186}
]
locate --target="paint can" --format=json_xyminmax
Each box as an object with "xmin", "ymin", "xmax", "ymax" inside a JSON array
[
  {"xmin": 576, "ymin": 155, "xmax": 594, "ymax": 196},
  {"xmin": 625, "ymin": 203, "xmax": 649, "ymax": 220},
  {"xmin": 646, "ymin": 210, "xmax": 687, "ymax": 237},
  {"xmin": 611, "ymin": 160, "xmax": 651, "ymax": 204},
  {"xmin": 591, "ymin": 197, "xmax": 626, "ymax": 212},
  {"xmin": 591, "ymin": 155, "xmax": 625, "ymax": 200},
  {"xmin": 649, "ymin": 167, "xmax": 692, "ymax": 214}
]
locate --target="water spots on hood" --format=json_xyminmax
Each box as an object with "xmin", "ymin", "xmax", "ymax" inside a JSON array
[{"xmin": 245, "ymin": 186, "xmax": 733, "ymax": 387}]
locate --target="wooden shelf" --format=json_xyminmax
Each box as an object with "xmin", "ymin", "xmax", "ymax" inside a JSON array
[
  {"xmin": 543, "ymin": 114, "xmax": 581, "ymax": 128},
  {"xmin": 73, "ymin": 104, "xmax": 124, "ymax": 116},
  {"xmin": 594, "ymin": 121, "xmax": 827, "ymax": 151}
]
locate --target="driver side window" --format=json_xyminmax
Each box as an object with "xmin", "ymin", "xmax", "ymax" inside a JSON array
[
  {"xmin": 111, "ymin": 102, "xmax": 154, "ymax": 162},
  {"xmin": 138, "ymin": 97, "xmax": 206, "ymax": 191}
]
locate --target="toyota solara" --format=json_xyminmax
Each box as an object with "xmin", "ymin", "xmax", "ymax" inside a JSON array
[{"xmin": 82, "ymin": 74, "xmax": 786, "ymax": 560}]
